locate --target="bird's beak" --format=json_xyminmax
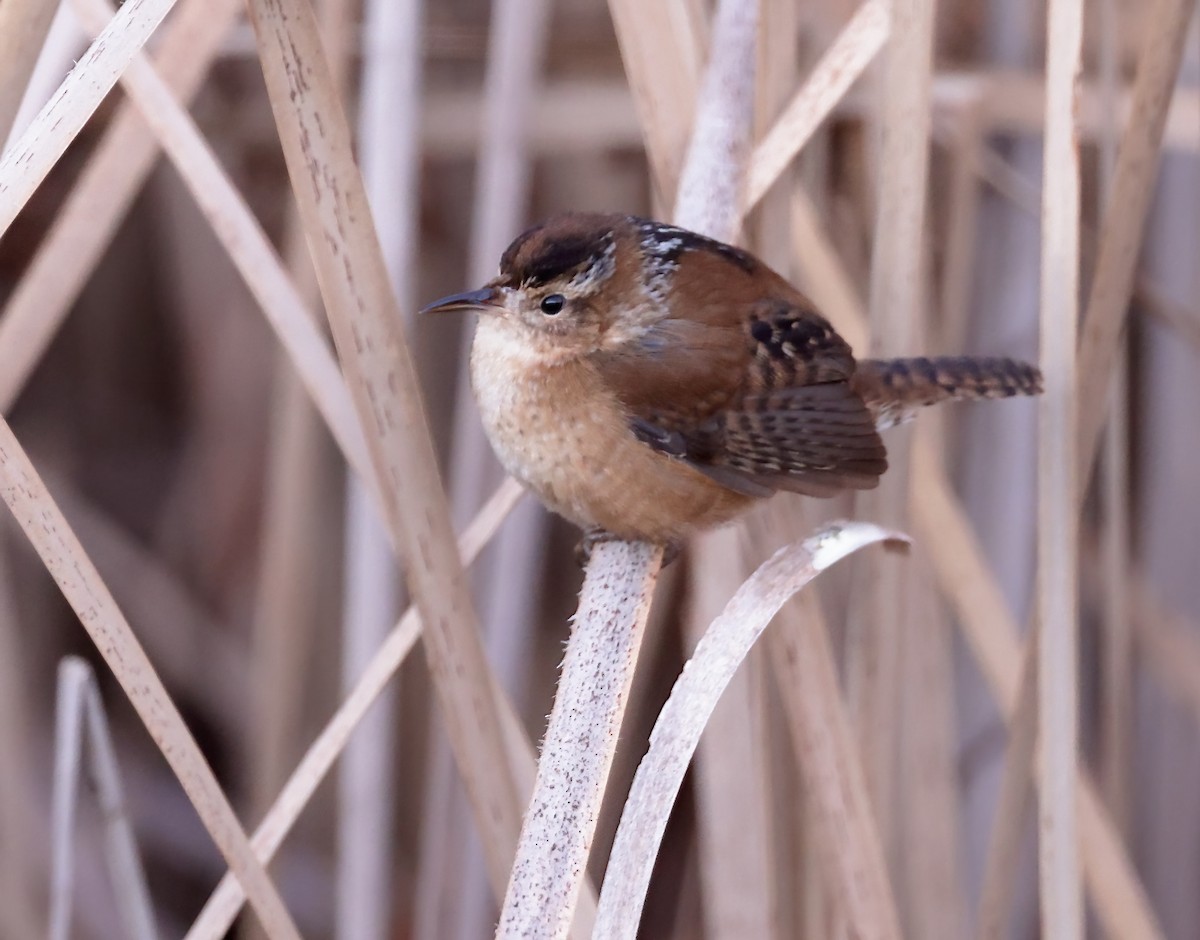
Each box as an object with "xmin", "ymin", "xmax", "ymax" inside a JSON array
[{"xmin": 418, "ymin": 287, "xmax": 502, "ymax": 315}]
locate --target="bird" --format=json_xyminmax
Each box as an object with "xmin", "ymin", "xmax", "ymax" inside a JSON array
[{"xmin": 421, "ymin": 211, "xmax": 1041, "ymax": 556}]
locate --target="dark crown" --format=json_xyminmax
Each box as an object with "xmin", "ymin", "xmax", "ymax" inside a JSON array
[{"xmin": 498, "ymin": 212, "xmax": 621, "ymax": 287}]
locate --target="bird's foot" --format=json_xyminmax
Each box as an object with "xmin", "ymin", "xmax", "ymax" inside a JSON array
[
  {"xmin": 574, "ymin": 527, "xmax": 615, "ymax": 566},
  {"xmin": 574, "ymin": 528, "xmax": 681, "ymax": 568}
]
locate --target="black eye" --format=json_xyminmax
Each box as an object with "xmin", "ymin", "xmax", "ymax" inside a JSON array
[{"xmin": 540, "ymin": 293, "xmax": 566, "ymax": 315}]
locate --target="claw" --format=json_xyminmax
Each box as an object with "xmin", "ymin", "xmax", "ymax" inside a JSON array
[
  {"xmin": 574, "ymin": 527, "xmax": 615, "ymax": 566},
  {"xmin": 574, "ymin": 528, "xmax": 681, "ymax": 567}
]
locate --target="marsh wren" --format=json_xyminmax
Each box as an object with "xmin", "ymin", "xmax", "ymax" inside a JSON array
[{"xmin": 422, "ymin": 212, "xmax": 1041, "ymax": 549}]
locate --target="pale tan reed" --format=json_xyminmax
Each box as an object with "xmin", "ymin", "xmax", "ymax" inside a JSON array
[
  {"xmin": 245, "ymin": 0, "xmax": 526, "ymax": 905},
  {"xmin": 775, "ymin": 94, "xmax": 1160, "ymax": 934},
  {"xmin": 0, "ymin": 418, "xmax": 301, "ymax": 937},
  {"xmin": 977, "ymin": 631, "xmax": 1038, "ymax": 940},
  {"xmin": 605, "ymin": 0, "xmax": 708, "ymax": 203},
  {"xmin": 1074, "ymin": 0, "xmax": 1199, "ymax": 485},
  {"xmin": 0, "ymin": 0, "xmax": 180, "ymax": 236},
  {"xmin": 686, "ymin": 527, "xmax": 775, "ymax": 939},
  {"xmin": 1095, "ymin": 0, "xmax": 1133, "ymax": 839},
  {"xmin": 0, "ymin": 0, "xmax": 243, "ymax": 412},
  {"xmin": 596, "ymin": 525, "xmax": 908, "ymax": 940},
  {"xmin": 745, "ymin": 0, "xmax": 890, "ymax": 210},
  {"xmin": 0, "ymin": 1, "xmax": 1192, "ymax": 935},
  {"xmin": 0, "ymin": 0, "xmax": 60, "ymax": 141},
  {"xmin": 71, "ymin": 0, "xmax": 374, "ymax": 497},
  {"xmin": 845, "ymin": 0, "xmax": 936, "ymax": 849},
  {"xmin": 1037, "ymin": 0, "xmax": 1084, "ymax": 934},
  {"xmin": 187, "ymin": 479, "xmax": 526, "ymax": 939}
]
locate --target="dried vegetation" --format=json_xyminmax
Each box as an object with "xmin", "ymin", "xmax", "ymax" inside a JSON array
[{"xmin": 0, "ymin": 0, "xmax": 1197, "ymax": 937}]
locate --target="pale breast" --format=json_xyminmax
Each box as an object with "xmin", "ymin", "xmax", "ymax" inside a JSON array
[{"xmin": 469, "ymin": 318, "xmax": 751, "ymax": 542}]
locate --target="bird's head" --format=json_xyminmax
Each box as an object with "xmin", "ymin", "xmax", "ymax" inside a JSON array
[{"xmin": 420, "ymin": 212, "xmax": 654, "ymax": 358}]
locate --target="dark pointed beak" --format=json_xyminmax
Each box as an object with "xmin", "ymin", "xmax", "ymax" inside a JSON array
[{"xmin": 419, "ymin": 287, "xmax": 502, "ymax": 315}]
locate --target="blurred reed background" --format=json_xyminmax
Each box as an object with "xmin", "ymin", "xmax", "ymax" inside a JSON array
[{"xmin": 0, "ymin": 0, "xmax": 1197, "ymax": 937}]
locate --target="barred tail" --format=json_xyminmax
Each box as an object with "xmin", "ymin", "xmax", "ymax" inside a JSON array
[{"xmin": 851, "ymin": 356, "xmax": 1043, "ymax": 430}]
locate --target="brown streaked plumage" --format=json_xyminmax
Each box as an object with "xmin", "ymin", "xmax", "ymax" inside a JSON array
[{"xmin": 422, "ymin": 212, "xmax": 1042, "ymax": 549}]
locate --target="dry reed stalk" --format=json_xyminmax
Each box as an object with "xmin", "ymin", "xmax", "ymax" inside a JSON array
[
  {"xmin": 241, "ymin": 0, "xmax": 530, "ymax": 896},
  {"xmin": 499, "ymin": 0, "xmax": 759, "ymax": 933},
  {"xmin": 605, "ymin": 0, "xmax": 708, "ymax": 203},
  {"xmin": 951, "ymin": 131, "xmax": 1200, "ymax": 361},
  {"xmin": 186, "ymin": 478, "xmax": 526, "ymax": 938},
  {"xmin": 0, "ymin": 0, "xmax": 241, "ymax": 411},
  {"xmin": 596, "ymin": 525, "xmax": 908, "ymax": 939},
  {"xmin": 845, "ymin": 0, "xmax": 935, "ymax": 844},
  {"xmin": 335, "ymin": 1, "xmax": 422, "ymax": 936},
  {"xmin": 466, "ymin": 0, "xmax": 549, "ymax": 292},
  {"xmin": 47, "ymin": 473, "xmax": 248, "ymax": 733},
  {"xmin": 248, "ymin": 415, "xmax": 321, "ymax": 934},
  {"xmin": 1075, "ymin": 0, "xmax": 1198, "ymax": 482},
  {"xmin": 764, "ymin": 711, "xmax": 807, "ymax": 939},
  {"xmin": 976, "ymin": 629, "xmax": 1038, "ymax": 940},
  {"xmin": 923, "ymin": 70, "xmax": 1200, "ymax": 152},
  {"xmin": 675, "ymin": 8, "xmax": 792, "ymax": 932},
  {"xmin": 1131, "ymin": 165, "xmax": 1200, "ymax": 935},
  {"xmin": 1037, "ymin": 0, "xmax": 1084, "ymax": 934},
  {"xmin": 337, "ymin": 480, "xmax": 400, "ymax": 940},
  {"xmin": 672, "ymin": 0, "xmax": 760, "ymax": 239},
  {"xmin": 897, "ymin": 550, "xmax": 965, "ymax": 940},
  {"xmin": 424, "ymin": 1, "xmax": 553, "ymax": 933},
  {"xmin": 955, "ymin": 125, "xmax": 1200, "ymax": 327},
  {"xmin": 249, "ymin": 271, "xmax": 325, "ymax": 841},
  {"xmin": 751, "ymin": 0, "xmax": 798, "ymax": 274},
  {"xmin": 50, "ymin": 658, "xmax": 157, "ymax": 940},
  {"xmin": 745, "ymin": 0, "xmax": 890, "ymax": 211},
  {"xmin": 778, "ymin": 137, "xmax": 1160, "ymax": 936},
  {"xmin": 686, "ymin": 528, "xmax": 775, "ymax": 939},
  {"xmin": 1099, "ymin": 359, "xmax": 1133, "ymax": 831},
  {"xmin": 358, "ymin": 0, "xmax": 423, "ymax": 299},
  {"xmin": 1095, "ymin": 0, "xmax": 1133, "ymax": 838},
  {"xmin": 583, "ymin": 544, "xmax": 684, "ymax": 892},
  {"xmin": 936, "ymin": 106, "xmax": 984, "ymax": 355},
  {"xmin": 2, "ymin": 3, "xmax": 88, "ymax": 155},
  {"xmin": 72, "ymin": 0, "xmax": 373, "ymax": 488},
  {"xmin": 420, "ymin": 80, "xmax": 643, "ymax": 159},
  {"xmin": 500, "ymin": 540, "xmax": 662, "ymax": 939},
  {"xmin": 773, "ymin": 195, "xmax": 908, "ymax": 938},
  {"xmin": 747, "ymin": 508, "xmax": 903, "ymax": 940},
  {"xmin": 0, "ymin": 0, "xmax": 63, "ymax": 142},
  {"xmin": 912, "ymin": 451, "xmax": 1163, "ymax": 938},
  {"xmin": 0, "ymin": 0, "xmax": 180, "ymax": 236},
  {"xmin": 75, "ymin": 80, "xmax": 392, "ymax": 776},
  {"xmin": 798, "ymin": 795, "xmax": 833, "ymax": 940},
  {"xmin": 740, "ymin": 37, "xmax": 909, "ymax": 936},
  {"xmin": 863, "ymin": 0, "xmax": 934, "ymax": 501},
  {"xmin": 797, "ymin": 67, "xmax": 1200, "ymax": 153},
  {"xmin": 0, "ymin": 417, "xmax": 300, "ymax": 936},
  {"xmin": 445, "ymin": 537, "xmax": 550, "ymax": 921},
  {"xmin": 85, "ymin": 23, "xmax": 602, "ymax": 916}
]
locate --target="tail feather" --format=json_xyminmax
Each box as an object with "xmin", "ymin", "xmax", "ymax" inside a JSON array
[{"xmin": 851, "ymin": 356, "xmax": 1042, "ymax": 430}]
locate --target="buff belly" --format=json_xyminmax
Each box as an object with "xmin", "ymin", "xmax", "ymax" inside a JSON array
[{"xmin": 470, "ymin": 321, "xmax": 751, "ymax": 543}]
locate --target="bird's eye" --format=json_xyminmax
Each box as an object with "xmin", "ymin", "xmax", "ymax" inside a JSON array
[{"xmin": 540, "ymin": 293, "xmax": 566, "ymax": 315}]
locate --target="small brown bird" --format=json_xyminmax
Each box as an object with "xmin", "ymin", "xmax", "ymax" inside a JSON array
[{"xmin": 422, "ymin": 212, "xmax": 1041, "ymax": 552}]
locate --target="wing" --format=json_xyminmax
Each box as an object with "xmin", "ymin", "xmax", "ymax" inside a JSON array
[{"xmin": 594, "ymin": 284, "xmax": 888, "ymax": 499}]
